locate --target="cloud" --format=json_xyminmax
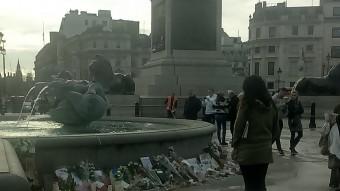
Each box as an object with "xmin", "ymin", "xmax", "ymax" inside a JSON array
[{"xmin": 0, "ymin": 0, "xmax": 321, "ymax": 73}]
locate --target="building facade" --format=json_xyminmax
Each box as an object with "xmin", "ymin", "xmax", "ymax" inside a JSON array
[
  {"xmin": 35, "ymin": 10, "xmax": 151, "ymax": 82},
  {"xmin": 248, "ymin": 0, "xmax": 340, "ymax": 91},
  {"xmin": 221, "ymin": 29, "xmax": 248, "ymax": 76}
]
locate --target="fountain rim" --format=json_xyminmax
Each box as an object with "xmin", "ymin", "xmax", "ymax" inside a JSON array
[{"xmin": 3, "ymin": 116, "xmax": 216, "ymax": 147}]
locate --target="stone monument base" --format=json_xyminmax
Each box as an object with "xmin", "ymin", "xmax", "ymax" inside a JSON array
[{"xmin": 136, "ymin": 51, "xmax": 243, "ymax": 96}]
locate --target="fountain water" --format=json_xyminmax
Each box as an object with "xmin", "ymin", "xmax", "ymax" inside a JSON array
[
  {"xmin": 17, "ymin": 86, "xmax": 36, "ymax": 122},
  {"xmin": 25, "ymin": 86, "xmax": 49, "ymax": 126}
]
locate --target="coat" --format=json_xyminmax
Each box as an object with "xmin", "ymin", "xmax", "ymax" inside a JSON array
[
  {"xmin": 287, "ymin": 99, "xmax": 304, "ymax": 131},
  {"xmin": 232, "ymin": 98, "xmax": 278, "ymax": 165},
  {"xmin": 228, "ymin": 95, "xmax": 239, "ymax": 120},
  {"xmin": 183, "ymin": 96, "xmax": 202, "ymax": 120}
]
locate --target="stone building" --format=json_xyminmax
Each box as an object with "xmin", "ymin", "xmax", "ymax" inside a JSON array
[
  {"xmin": 35, "ymin": 10, "xmax": 151, "ymax": 82},
  {"xmin": 221, "ymin": 29, "xmax": 248, "ymax": 76},
  {"xmin": 248, "ymin": 0, "xmax": 340, "ymax": 91}
]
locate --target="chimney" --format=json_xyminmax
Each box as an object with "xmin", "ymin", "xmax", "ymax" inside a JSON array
[{"xmin": 255, "ymin": 2, "xmax": 263, "ymax": 11}]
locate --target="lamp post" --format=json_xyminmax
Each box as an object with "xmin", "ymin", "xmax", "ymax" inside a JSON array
[
  {"xmin": 277, "ymin": 67, "xmax": 282, "ymax": 90},
  {"xmin": 0, "ymin": 32, "xmax": 6, "ymax": 115},
  {"xmin": 326, "ymin": 53, "xmax": 331, "ymax": 75}
]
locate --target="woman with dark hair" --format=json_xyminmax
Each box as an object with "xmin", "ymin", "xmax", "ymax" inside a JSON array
[{"xmin": 232, "ymin": 75, "xmax": 278, "ymax": 191}]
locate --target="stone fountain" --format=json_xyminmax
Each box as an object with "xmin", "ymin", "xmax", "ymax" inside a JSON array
[{"xmin": 0, "ymin": 55, "xmax": 215, "ymax": 190}]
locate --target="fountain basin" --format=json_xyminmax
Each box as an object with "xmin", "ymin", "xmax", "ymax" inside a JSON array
[
  {"xmin": 0, "ymin": 116, "xmax": 215, "ymax": 186},
  {"xmin": 0, "ymin": 139, "xmax": 30, "ymax": 191}
]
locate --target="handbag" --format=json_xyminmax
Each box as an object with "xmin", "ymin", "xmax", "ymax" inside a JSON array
[{"xmin": 320, "ymin": 120, "xmax": 340, "ymax": 156}]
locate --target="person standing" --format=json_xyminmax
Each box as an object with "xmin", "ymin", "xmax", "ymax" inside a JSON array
[
  {"xmin": 232, "ymin": 75, "xmax": 278, "ymax": 191},
  {"xmin": 203, "ymin": 89, "xmax": 217, "ymax": 124},
  {"xmin": 213, "ymin": 93, "xmax": 229, "ymax": 145},
  {"xmin": 327, "ymin": 105, "xmax": 340, "ymax": 190},
  {"xmin": 287, "ymin": 91, "xmax": 304, "ymax": 155},
  {"xmin": 164, "ymin": 93, "xmax": 178, "ymax": 119},
  {"xmin": 228, "ymin": 90, "xmax": 239, "ymax": 138},
  {"xmin": 272, "ymin": 88, "xmax": 289, "ymax": 156},
  {"xmin": 183, "ymin": 91, "xmax": 202, "ymax": 120}
]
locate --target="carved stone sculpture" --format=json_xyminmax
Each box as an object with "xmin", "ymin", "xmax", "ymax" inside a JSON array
[{"xmin": 295, "ymin": 64, "xmax": 340, "ymax": 96}]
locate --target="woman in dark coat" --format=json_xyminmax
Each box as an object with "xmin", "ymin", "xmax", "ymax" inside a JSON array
[{"xmin": 232, "ymin": 75, "xmax": 278, "ymax": 191}]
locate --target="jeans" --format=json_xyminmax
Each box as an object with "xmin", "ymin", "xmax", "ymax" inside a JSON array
[
  {"xmin": 330, "ymin": 168, "xmax": 340, "ymax": 188},
  {"xmin": 290, "ymin": 131, "xmax": 303, "ymax": 149},
  {"xmin": 167, "ymin": 110, "xmax": 175, "ymax": 118},
  {"xmin": 215, "ymin": 114, "xmax": 227, "ymax": 144},
  {"xmin": 275, "ymin": 119, "xmax": 284, "ymax": 151},
  {"xmin": 240, "ymin": 163, "xmax": 269, "ymax": 191},
  {"xmin": 230, "ymin": 118, "xmax": 236, "ymax": 137},
  {"xmin": 204, "ymin": 114, "xmax": 215, "ymax": 124}
]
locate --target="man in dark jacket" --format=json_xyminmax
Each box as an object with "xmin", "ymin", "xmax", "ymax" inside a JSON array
[
  {"xmin": 287, "ymin": 91, "xmax": 304, "ymax": 155},
  {"xmin": 228, "ymin": 90, "xmax": 239, "ymax": 137},
  {"xmin": 184, "ymin": 92, "xmax": 202, "ymax": 120}
]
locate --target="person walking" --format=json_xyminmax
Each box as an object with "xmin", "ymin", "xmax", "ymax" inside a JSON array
[
  {"xmin": 164, "ymin": 93, "xmax": 177, "ymax": 119},
  {"xmin": 232, "ymin": 75, "xmax": 278, "ymax": 191},
  {"xmin": 327, "ymin": 105, "xmax": 340, "ymax": 190},
  {"xmin": 203, "ymin": 89, "xmax": 217, "ymax": 124},
  {"xmin": 213, "ymin": 92, "xmax": 229, "ymax": 145},
  {"xmin": 287, "ymin": 91, "xmax": 304, "ymax": 155},
  {"xmin": 228, "ymin": 90, "xmax": 239, "ymax": 138},
  {"xmin": 272, "ymin": 88, "xmax": 289, "ymax": 156},
  {"xmin": 183, "ymin": 91, "xmax": 202, "ymax": 120}
]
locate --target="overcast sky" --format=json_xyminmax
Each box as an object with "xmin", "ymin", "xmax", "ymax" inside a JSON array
[{"xmin": 0, "ymin": 0, "xmax": 319, "ymax": 74}]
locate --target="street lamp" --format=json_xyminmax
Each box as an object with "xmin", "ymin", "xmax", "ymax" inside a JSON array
[
  {"xmin": 0, "ymin": 32, "xmax": 6, "ymax": 115},
  {"xmin": 277, "ymin": 67, "xmax": 282, "ymax": 90},
  {"xmin": 326, "ymin": 53, "xmax": 331, "ymax": 75}
]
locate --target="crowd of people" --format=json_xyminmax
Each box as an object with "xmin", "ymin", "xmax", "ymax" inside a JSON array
[{"xmin": 164, "ymin": 75, "xmax": 340, "ymax": 191}]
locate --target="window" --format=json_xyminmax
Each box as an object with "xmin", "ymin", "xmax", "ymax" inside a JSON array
[
  {"xmin": 103, "ymin": 20, "xmax": 108, "ymax": 26},
  {"xmin": 333, "ymin": 7, "xmax": 340, "ymax": 16},
  {"xmin": 331, "ymin": 46, "xmax": 340, "ymax": 58},
  {"xmin": 290, "ymin": 82, "xmax": 296, "ymax": 87},
  {"xmin": 256, "ymin": 28, "xmax": 261, "ymax": 39},
  {"xmin": 308, "ymin": 26, "xmax": 314, "ymax": 35},
  {"xmin": 249, "ymin": 29, "xmax": 251, "ymax": 39},
  {"xmin": 255, "ymin": 47, "xmax": 260, "ymax": 54},
  {"xmin": 85, "ymin": 20, "xmax": 88, "ymax": 26},
  {"xmin": 255, "ymin": 62, "xmax": 260, "ymax": 75},
  {"xmin": 104, "ymin": 41, "xmax": 108, "ymax": 48},
  {"xmin": 292, "ymin": 25, "xmax": 298, "ymax": 35},
  {"xmin": 332, "ymin": 27, "xmax": 340, "ymax": 38},
  {"xmin": 306, "ymin": 44, "xmax": 314, "ymax": 52},
  {"xmin": 268, "ymin": 46, "xmax": 276, "ymax": 53},
  {"xmin": 92, "ymin": 41, "xmax": 97, "ymax": 48},
  {"xmin": 269, "ymin": 27, "xmax": 277, "ymax": 38},
  {"xmin": 268, "ymin": 62, "xmax": 275, "ymax": 75},
  {"xmin": 267, "ymin": 82, "xmax": 274, "ymax": 89}
]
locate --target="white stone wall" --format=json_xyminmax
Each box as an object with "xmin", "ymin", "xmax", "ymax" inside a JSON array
[
  {"xmin": 60, "ymin": 10, "xmax": 112, "ymax": 38},
  {"xmin": 322, "ymin": 1, "xmax": 340, "ymax": 72},
  {"xmin": 248, "ymin": 3, "xmax": 326, "ymax": 90}
]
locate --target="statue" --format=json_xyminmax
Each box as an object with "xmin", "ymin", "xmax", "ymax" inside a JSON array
[
  {"xmin": 89, "ymin": 55, "xmax": 135, "ymax": 95},
  {"xmin": 29, "ymin": 55, "xmax": 135, "ymax": 125},
  {"xmin": 295, "ymin": 64, "xmax": 340, "ymax": 96}
]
